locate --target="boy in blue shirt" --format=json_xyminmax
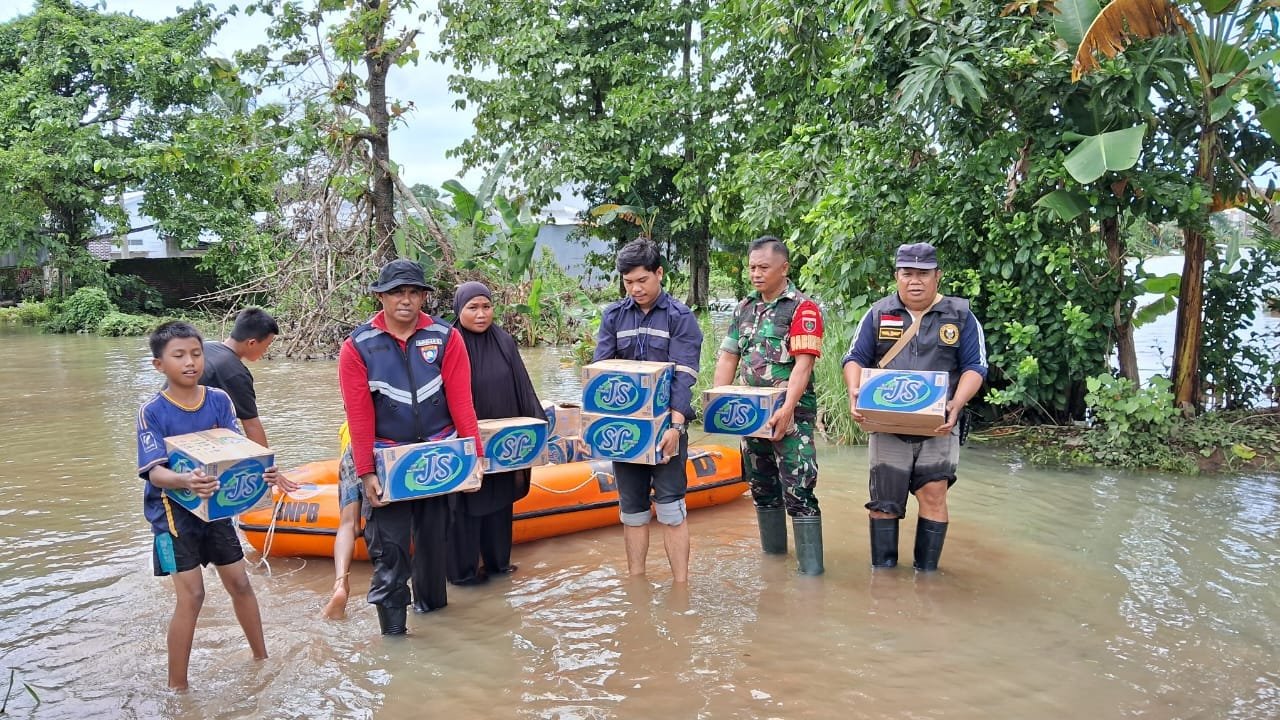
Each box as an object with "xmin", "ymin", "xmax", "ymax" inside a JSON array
[{"xmin": 136, "ymin": 321, "xmax": 294, "ymax": 690}]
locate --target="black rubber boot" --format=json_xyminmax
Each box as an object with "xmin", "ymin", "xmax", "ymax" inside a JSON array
[
  {"xmin": 376, "ymin": 605, "xmax": 407, "ymax": 635},
  {"xmin": 756, "ymin": 506, "xmax": 788, "ymax": 555},
  {"xmin": 870, "ymin": 518, "xmax": 900, "ymax": 568},
  {"xmin": 912, "ymin": 518, "xmax": 948, "ymax": 571},
  {"xmin": 792, "ymin": 515, "xmax": 824, "ymax": 575}
]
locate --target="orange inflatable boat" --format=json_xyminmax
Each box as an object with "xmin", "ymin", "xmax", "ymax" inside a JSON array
[{"xmin": 237, "ymin": 445, "xmax": 746, "ymax": 560}]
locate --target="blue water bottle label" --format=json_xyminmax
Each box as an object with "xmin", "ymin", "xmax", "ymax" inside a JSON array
[{"xmin": 155, "ymin": 533, "xmax": 177, "ymax": 574}]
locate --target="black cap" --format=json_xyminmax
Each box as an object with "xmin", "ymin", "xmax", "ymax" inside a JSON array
[
  {"xmin": 895, "ymin": 242, "xmax": 938, "ymax": 270},
  {"xmin": 369, "ymin": 259, "xmax": 433, "ymax": 293}
]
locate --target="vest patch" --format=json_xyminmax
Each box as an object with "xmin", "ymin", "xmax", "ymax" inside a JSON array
[
  {"xmin": 417, "ymin": 337, "xmax": 443, "ymax": 363},
  {"xmin": 939, "ymin": 323, "xmax": 959, "ymax": 345},
  {"xmin": 878, "ymin": 327, "xmax": 903, "ymax": 340}
]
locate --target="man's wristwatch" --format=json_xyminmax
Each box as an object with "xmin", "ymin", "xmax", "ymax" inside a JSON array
[{"xmin": 670, "ymin": 422, "xmax": 687, "ymax": 436}]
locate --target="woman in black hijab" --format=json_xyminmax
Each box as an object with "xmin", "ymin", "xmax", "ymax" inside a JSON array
[{"xmin": 448, "ymin": 282, "xmax": 545, "ymax": 584}]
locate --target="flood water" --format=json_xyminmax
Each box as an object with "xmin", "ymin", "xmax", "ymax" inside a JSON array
[{"xmin": 1, "ymin": 330, "xmax": 1279, "ymax": 719}]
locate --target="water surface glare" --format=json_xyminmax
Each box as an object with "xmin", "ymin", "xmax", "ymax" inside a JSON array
[{"xmin": 1, "ymin": 331, "xmax": 1277, "ymax": 719}]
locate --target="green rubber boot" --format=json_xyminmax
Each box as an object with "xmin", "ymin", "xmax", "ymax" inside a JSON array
[
  {"xmin": 792, "ymin": 515, "xmax": 825, "ymax": 576},
  {"xmin": 756, "ymin": 506, "xmax": 788, "ymax": 554}
]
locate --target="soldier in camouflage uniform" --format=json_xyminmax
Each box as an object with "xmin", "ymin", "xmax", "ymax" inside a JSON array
[{"xmin": 713, "ymin": 236, "xmax": 825, "ymax": 575}]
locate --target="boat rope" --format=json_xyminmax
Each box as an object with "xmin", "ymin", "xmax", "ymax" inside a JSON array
[
  {"xmin": 243, "ymin": 491, "xmax": 288, "ymax": 576},
  {"xmin": 528, "ymin": 446, "xmax": 723, "ymax": 495}
]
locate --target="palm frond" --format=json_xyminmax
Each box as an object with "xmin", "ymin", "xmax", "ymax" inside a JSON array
[{"xmin": 1072, "ymin": 0, "xmax": 1195, "ymax": 80}]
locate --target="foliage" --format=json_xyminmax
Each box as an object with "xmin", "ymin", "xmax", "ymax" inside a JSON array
[
  {"xmin": 96, "ymin": 311, "xmax": 159, "ymax": 337},
  {"xmin": 0, "ymin": 301, "xmax": 53, "ymax": 326},
  {"xmin": 1083, "ymin": 373, "xmax": 1181, "ymax": 467},
  {"xmin": 0, "ymin": 1, "xmax": 285, "ymax": 273},
  {"xmin": 438, "ymin": 0, "xmax": 732, "ymax": 307},
  {"xmin": 103, "ymin": 274, "xmax": 165, "ymax": 315},
  {"xmin": 46, "ymin": 286, "xmax": 115, "ymax": 334},
  {"xmin": 1199, "ymin": 239, "xmax": 1280, "ymax": 410}
]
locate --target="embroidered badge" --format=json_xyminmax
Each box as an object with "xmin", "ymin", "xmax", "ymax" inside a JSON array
[
  {"xmin": 878, "ymin": 327, "xmax": 903, "ymax": 340},
  {"xmin": 939, "ymin": 323, "xmax": 960, "ymax": 345},
  {"xmin": 802, "ymin": 316, "xmax": 817, "ymax": 333},
  {"xmin": 880, "ymin": 314, "xmax": 904, "ymax": 328},
  {"xmin": 419, "ymin": 338, "xmax": 443, "ymax": 364}
]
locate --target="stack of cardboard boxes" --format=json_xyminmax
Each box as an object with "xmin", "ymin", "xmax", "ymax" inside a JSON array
[
  {"xmin": 580, "ymin": 360, "xmax": 673, "ymax": 465},
  {"xmin": 542, "ymin": 402, "xmax": 587, "ymax": 464}
]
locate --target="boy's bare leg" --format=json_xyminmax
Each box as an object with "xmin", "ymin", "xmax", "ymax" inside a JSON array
[
  {"xmin": 168, "ymin": 568, "xmax": 206, "ymax": 691},
  {"xmin": 321, "ymin": 502, "xmax": 360, "ymax": 619},
  {"xmin": 215, "ymin": 560, "xmax": 268, "ymax": 660}
]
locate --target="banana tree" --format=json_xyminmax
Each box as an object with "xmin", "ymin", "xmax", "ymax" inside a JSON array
[{"xmin": 1063, "ymin": 0, "xmax": 1279, "ymax": 410}]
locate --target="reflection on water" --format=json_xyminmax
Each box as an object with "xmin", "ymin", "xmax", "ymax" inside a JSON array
[{"xmin": 1, "ymin": 331, "xmax": 1279, "ymax": 719}]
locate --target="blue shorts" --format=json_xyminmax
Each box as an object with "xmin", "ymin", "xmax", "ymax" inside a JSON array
[
  {"xmin": 613, "ymin": 434, "xmax": 689, "ymax": 515},
  {"xmin": 338, "ymin": 447, "xmax": 362, "ymax": 509},
  {"xmin": 153, "ymin": 520, "xmax": 243, "ymax": 576}
]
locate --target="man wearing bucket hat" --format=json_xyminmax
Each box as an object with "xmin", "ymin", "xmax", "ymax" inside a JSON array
[
  {"xmin": 841, "ymin": 242, "xmax": 987, "ymax": 572},
  {"xmin": 337, "ymin": 258, "xmax": 483, "ymax": 634}
]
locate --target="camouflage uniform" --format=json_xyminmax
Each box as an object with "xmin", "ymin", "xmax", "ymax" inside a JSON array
[{"xmin": 721, "ymin": 283, "xmax": 823, "ymax": 517}]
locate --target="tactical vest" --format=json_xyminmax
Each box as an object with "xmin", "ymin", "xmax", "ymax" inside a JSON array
[
  {"xmin": 350, "ymin": 317, "xmax": 454, "ymax": 443},
  {"xmin": 729, "ymin": 286, "xmax": 818, "ymax": 413},
  {"xmin": 868, "ymin": 294, "xmax": 971, "ymax": 395}
]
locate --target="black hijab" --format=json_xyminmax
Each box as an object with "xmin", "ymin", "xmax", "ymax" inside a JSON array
[
  {"xmin": 453, "ymin": 282, "xmax": 543, "ymax": 505},
  {"xmin": 452, "ymin": 282, "xmax": 543, "ymax": 427}
]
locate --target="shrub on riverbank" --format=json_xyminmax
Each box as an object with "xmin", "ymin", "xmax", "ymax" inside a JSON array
[
  {"xmin": 97, "ymin": 311, "xmax": 159, "ymax": 336},
  {"xmin": 976, "ymin": 410, "xmax": 1280, "ymax": 474},
  {"xmin": 0, "ymin": 300, "xmax": 54, "ymax": 326},
  {"xmin": 46, "ymin": 287, "xmax": 113, "ymax": 333}
]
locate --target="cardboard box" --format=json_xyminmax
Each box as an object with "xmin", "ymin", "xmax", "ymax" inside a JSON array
[
  {"xmin": 581, "ymin": 360, "xmax": 673, "ymax": 418},
  {"xmin": 375, "ymin": 437, "xmax": 482, "ymax": 502},
  {"xmin": 164, "ymin": 428, "xmax": 274, "ymax": 522},
  {"xmin": 479, "ymin": 417, "xmax": 549, "ymax": 473},
  {"xmin": 546, "ymin": 435, "xmax": 580, "ymax": 465},
  {"xmin": 702, "ymin": 385, "xmax": 787, "ymax": 438},
  {"xmin": 551, "ymin": 403, "xmax": 582, "ymax": 438},
  {"xmin": 542, "ymin": 401, "xmax": 558, "ymax": 435},
  {"xmin": 581, "ymin": 411, "xmax": 671, "ymax": 465},
  {"xmin": 855, "ymin": 369, "xmax": 950, "ymax": 436}
]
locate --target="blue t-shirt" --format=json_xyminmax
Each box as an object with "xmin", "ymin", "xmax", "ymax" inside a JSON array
[{"xmin": 136, "ymin": 387, "xmax": 240, "ymax": 535}]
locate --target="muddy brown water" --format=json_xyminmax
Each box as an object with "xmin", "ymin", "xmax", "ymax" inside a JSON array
[{"xmin": 1, "ymin": 330, "xmax": 1277, "ymax": 719}]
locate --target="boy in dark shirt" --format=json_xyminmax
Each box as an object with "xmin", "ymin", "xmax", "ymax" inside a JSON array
[
  {"xmin": 137, "ymin": 321, "xmax": 293, "ymax": 690},
  {"xmin": 200, "ymin": 308, "xmax": 279, "ymax": 448}
]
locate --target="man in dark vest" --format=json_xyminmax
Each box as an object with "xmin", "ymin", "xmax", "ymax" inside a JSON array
[
  {"xmin": 713, "ymin": 236, "xmax": 825, "ymax": 575},
  {"xmin": 841, "ymin": 242, "xmax": 987, "ymax": 571},
  {"xmin": 337, "ymin": 258, "xmax": 483, "ymax": 634}
]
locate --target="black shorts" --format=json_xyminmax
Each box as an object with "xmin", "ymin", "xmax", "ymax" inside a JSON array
[
  {"xmin": 152, "ymin": 520, "xmax": 245, "ymax": 576},
  {"xmin": 613, "ymin": 434, "xmax": 689, "ymax": 515}
]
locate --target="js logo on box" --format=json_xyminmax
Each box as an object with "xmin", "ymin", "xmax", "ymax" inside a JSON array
[
  {"xmin": 404, "ymin": 448, "xmax": 467, "ymax": 492},
  {"xmin": 707, "ymin": 397, "xmax": 764, "ymax": 432},
  {"xmin": 865, "ymin": 374, "xmax": 941, "ymax": 412},
  {"xmin": 587, "ymin": 375, "xmax": 642, "ymax": 414},
  {"xmin": 215, "ymin": 460, "xmax": 265, "ymax": 508}
]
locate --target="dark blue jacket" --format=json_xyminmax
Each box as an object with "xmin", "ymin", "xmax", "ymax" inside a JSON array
[
  {"xmin": 350, "ymin": 317, "xmax": 455, "ymax": 442},
  {"xmin": 842, "ymin": 293, "xmax": 988, "ymax": 395},
  {"xmin": 593, "ymin": 291, "xmax": 703, "ymax": 420}
]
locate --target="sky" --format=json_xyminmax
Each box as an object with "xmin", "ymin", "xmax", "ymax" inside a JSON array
[{"xmin": 5, "ymin": 0, "xmax": 483, "ymax": 191}]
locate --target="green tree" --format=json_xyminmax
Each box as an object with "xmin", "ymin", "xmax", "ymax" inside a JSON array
[
  {"xmin": 438, "ymin": 0, "xmax": 733, "ymax": 308},
  {"xmin": 0, "ymin": 0, "xmax": 285, "ymax": 271},
  {"xmin": 1067, "ymin": 0, "xmax": 1280, "ymax": 410}
]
